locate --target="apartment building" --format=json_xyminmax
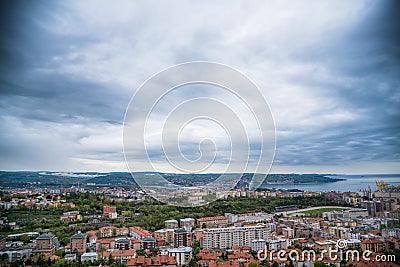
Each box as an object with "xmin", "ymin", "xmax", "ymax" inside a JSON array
[
  {"xmin": 71, "ymin": 232, "xmax": 87, "ymax": 253},
  {"xmin": 201, "ymin": 224, "xmax": 272, "ymax": 249},
  {"xmin": 130, "ymin": 226, "xmax": 152, "ymax": 240},
  {"xmin": 34, "ymin": 234, "xmax": 56, "ymax": 256},
  {"xmin": 168, "ymin": 247, "xmax": 193, "ymax": 266},
  {"xmin": 165, "ymin": 220, "xmax": 179, "ymax": 229},
  {"xmin": 197, "ymin": 216, "xmax": 228, "ymax": 228},
  {"xmin": 174, "ymin": 228, "xmax": 191, "ymax": 247},
  {"xmin": 180, "ymin": 218, "xmax": 195, "ymax": 231}
]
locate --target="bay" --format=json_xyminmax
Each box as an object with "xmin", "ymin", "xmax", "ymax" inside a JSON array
[{"xmin": 260, "ymin": 174, "xmax": 400, "ymax": 192}]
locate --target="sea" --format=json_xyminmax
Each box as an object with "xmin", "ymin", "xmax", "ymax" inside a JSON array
[{"xmin": 260, "ymin": 174, "xmax": 400, "ymax": 192}]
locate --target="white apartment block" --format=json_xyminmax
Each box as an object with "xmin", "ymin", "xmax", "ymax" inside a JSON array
[
  {"xmin": 323, "ymin": 208, "xmax": 368, "ymax": 220},
  {"xmin": 167, "ymin": 247, "xmax": 192, "ymax": 266},
  {"xmin": 202, "ymin": 224, "xmax": 272, "ymax": 249},
  {"xmin": 225, "ymin": 212, "xmax": 274, "ymax": 224},
  {"xmin": 251, "ymin": 239, "xmax": 266, "ymax": 251}
]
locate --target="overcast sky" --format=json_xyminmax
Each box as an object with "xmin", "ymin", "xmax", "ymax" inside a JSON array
[{"xmin": 0, "ymin": 0, "xmax": 399, "ymax": 174}]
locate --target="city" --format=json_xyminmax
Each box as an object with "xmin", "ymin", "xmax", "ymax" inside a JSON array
[
  {"xmin": 1, "ymin": 179, "xmax": 400, "ymax": 266},
  {"xmin": 0, "ymin": 1, "xmax": 399, "ymax": 267}
]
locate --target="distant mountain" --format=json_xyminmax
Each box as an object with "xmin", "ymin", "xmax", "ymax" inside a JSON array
[{"xmin": 0, "ymin": 171, "xmax": 344, "ymax": 189}]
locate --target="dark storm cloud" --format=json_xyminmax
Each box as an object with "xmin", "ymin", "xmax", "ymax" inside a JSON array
[
  {"xmin": 0, "ymin": 0, "xmax": 398, "ymax": 173},
  {"xmin": 0, "ymin": 1, "xmax": 128, "ymax": 171},
  {"xmin": 0, "ymin": 1, "xmax": 128, "ymax": 123},
  {"xmin": 272, "ymin": 0, "xmax": 400, "ymax": 170}
]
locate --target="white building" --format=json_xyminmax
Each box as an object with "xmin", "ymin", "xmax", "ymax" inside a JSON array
[
  {"xmin": 81, "ymin": 252, "xmax": 98, "ymax": 262},
  {"xmin": 168, "ymin": 247, "xmax": 192, "ymax": 266},
  {"xmin": 251, "ymin": 239, "xmax": 266, "ymax": 251},
  {"xmin": 382, "ymin": 228, "xmax": 400, "ymax": 238},
  {"xmin": 180, "ymin": 218, "xmax": 195, "ymax": 231},
  {"xmin": 282, "ymin": 228, "xmax": 294, "ymax": 238},
  {"xmin": 323, "ymin": 209, "xmax": 368, "ymax": 220},
  {"xmin": 266, "ymin": 238, "xmax": 287, "ymax": 251},
  {"xmin": 202, "ymin": 224, "xmax": 272, "ymax": 249},
  {"xmin": 225, "ymin": 212, "xmax": 273, "ymax": 224}
]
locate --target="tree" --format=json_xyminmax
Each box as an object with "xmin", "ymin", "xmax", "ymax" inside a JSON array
[
  {"xmin": 0, "ymin": 254, "xmax": 9, "ymax": 266},
  {"xmin": 314, "ymin": 262, "xmax": 328, "ymax": 267},
  {"xmin": 108, "ymin": 254, "xmax": 115, "ymax": 264},
  {"xmin": 249, "ymin": 262, "xmax": 259, "ymax": 267},
  {"xmin": 136, "ymin": 250, "xmax": 146, "ymax": 256},
  {"xmin": 55, "ymin": 249, "xmax": 63, "ymax": 257}
]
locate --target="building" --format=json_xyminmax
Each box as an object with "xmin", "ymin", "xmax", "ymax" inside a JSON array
[
  {"xmin": 0, "ymin": 249, "xmax": 32, "ymax": 262},
  {"xmin": 180, "ymin": 218, "xmax": 195, "ymax": 231},
  {"xmin": 382, "ymin": 228, "xmax": 400, "ymax": 238},
  {"xmin": 99, "ymin": 226, "xmax": 117, "ymax": 238},
  {"xmin": 0, "ymin": 236, "xmax": 6, "ymax": 251},
  {"xmin": 225, "ymin": 212, "xmax": 273, "ymax": 224},
  {"xmin": 266, "ymin": 238, "xmax": 287, "ymax": 251},
  {"xmin": 34, "ymin": 234, "xmax": 56, "ymax": 256},
  {"xmin": 155, "ymin": 229, "xmax": 175, "ymax": 246},
  {"xmin": 127, "ymin": 255, "xmax": 177, "ymax": 267},
  {"xmin": 130, "ymin": 226, "xmax": 152, "ymax": 240},
  {"xmin": 103, "ymin": 206, "xmax": 117, "ymax": 219},
  {"xmin": 115, "ymin": 237, "xmax": 131, "ymax": 250},
  {"xmin": 71, "ymin": 232, "xmax": 87, "ymax": 253},
  {"xmin": 60, "ymin": 211, "xmax": 82, "ymax": 222},
  {"xmin": 361, "ymin": 239, "xmax": 387, "ymax": 253},
  {"xmin": 142, "ymin": 236, "xmax": 156, "ymax": 250},
  {"xmin": 64, "ymin": 254, "xmax": 77, "ymax": 261},
  {"xmin": 201, "ymin": 224, "xmax": 272, "ymax": 249},
  {"xmin": 81, "ymin": 252, "xmax": 98, "ymax": 262},
  {"xmin": 87, "ymin": 230, "xmax": 98, "ymax": 244},
  {"xmin": 96, "ymin": 237, "xmax": 116, "ymax": 251},
  {"xmin": 118, "ymin": 227, "xmax": 130, "ymax": 236},
  {"xmin": 103, "ymin": 206, "xmax": 117, "ymax": 215},
  {"xmin": 323, "ymin": 209, "xmax": 368, "ymax": 221},
  {"xmin": 168, "ymin": 247, "xmax": 193, "ymax": 266},
  {"xmin": 197, "ymin": 216, "xmax": 228, "ymax": 228},
  {"xmin": 103, "ymin": 249, "xmax": 135, "ymax": 264},
  {"xmin": 282, "ymin": 227, "xmax": 294, "ymax": 238},
  {"xmin": 165, "ymin": 219, "xmax": 179, "ymax": 229},
  {"xmin": 251, "ymin": 239, "xmax": 266, "ymax": 251},
  {"xmin": 174, "ymin": 228, "xmax": 191, "ymax": 248}
]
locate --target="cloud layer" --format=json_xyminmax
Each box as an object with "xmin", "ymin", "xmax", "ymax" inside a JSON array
[{"xmin": 0, "ymin": 0, "xmax": 399, "ymax": 174}]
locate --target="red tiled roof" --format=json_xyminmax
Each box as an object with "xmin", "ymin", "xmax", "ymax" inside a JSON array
[
  {"xmin": 126, "ymin": 255, "xmax": 176, "ymax": 267},
  {"xmin": 103, "ymin": 249, "xmax": 135, "ymax": 258},
  {"xmin": 129, "ymin": 226, "xmax": 152, "ymax": 236},
  {"xmin": 197, "ymin": 216, "xmax": 227, "ymax": 222}
]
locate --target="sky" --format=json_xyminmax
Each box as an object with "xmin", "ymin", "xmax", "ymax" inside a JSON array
[{"xmin": 0, "ymin": 0, "xmax": 399, "ymax": 174}]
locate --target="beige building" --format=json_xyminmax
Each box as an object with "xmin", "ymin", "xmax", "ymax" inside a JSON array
[
  {"xmin": 197, "ymin": 216, "xmax": 228, "ymax": 228},
  {"xmin": 165, "ymin": 219, "xmax": 179, "ymax": 229}
]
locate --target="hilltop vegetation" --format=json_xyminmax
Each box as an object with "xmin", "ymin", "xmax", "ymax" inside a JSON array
[{"xmin": 0, "ymin": 171, "xmax": 343, "ymax": 189}]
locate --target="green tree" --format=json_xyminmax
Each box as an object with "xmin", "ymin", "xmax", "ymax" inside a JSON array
[{"xmin": 55, "ymin": 249, "xmax": 63, "ymax": 257}]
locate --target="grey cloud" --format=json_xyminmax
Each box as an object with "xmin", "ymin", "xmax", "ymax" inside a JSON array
[{"xmin": 0, "ymin": 0, "xmax": 398, "ymax": 173}]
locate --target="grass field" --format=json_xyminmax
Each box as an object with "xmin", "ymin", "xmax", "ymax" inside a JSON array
[{"xmin": 301, "ymin": 207, "xmax": 345, "ymax": 215}]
